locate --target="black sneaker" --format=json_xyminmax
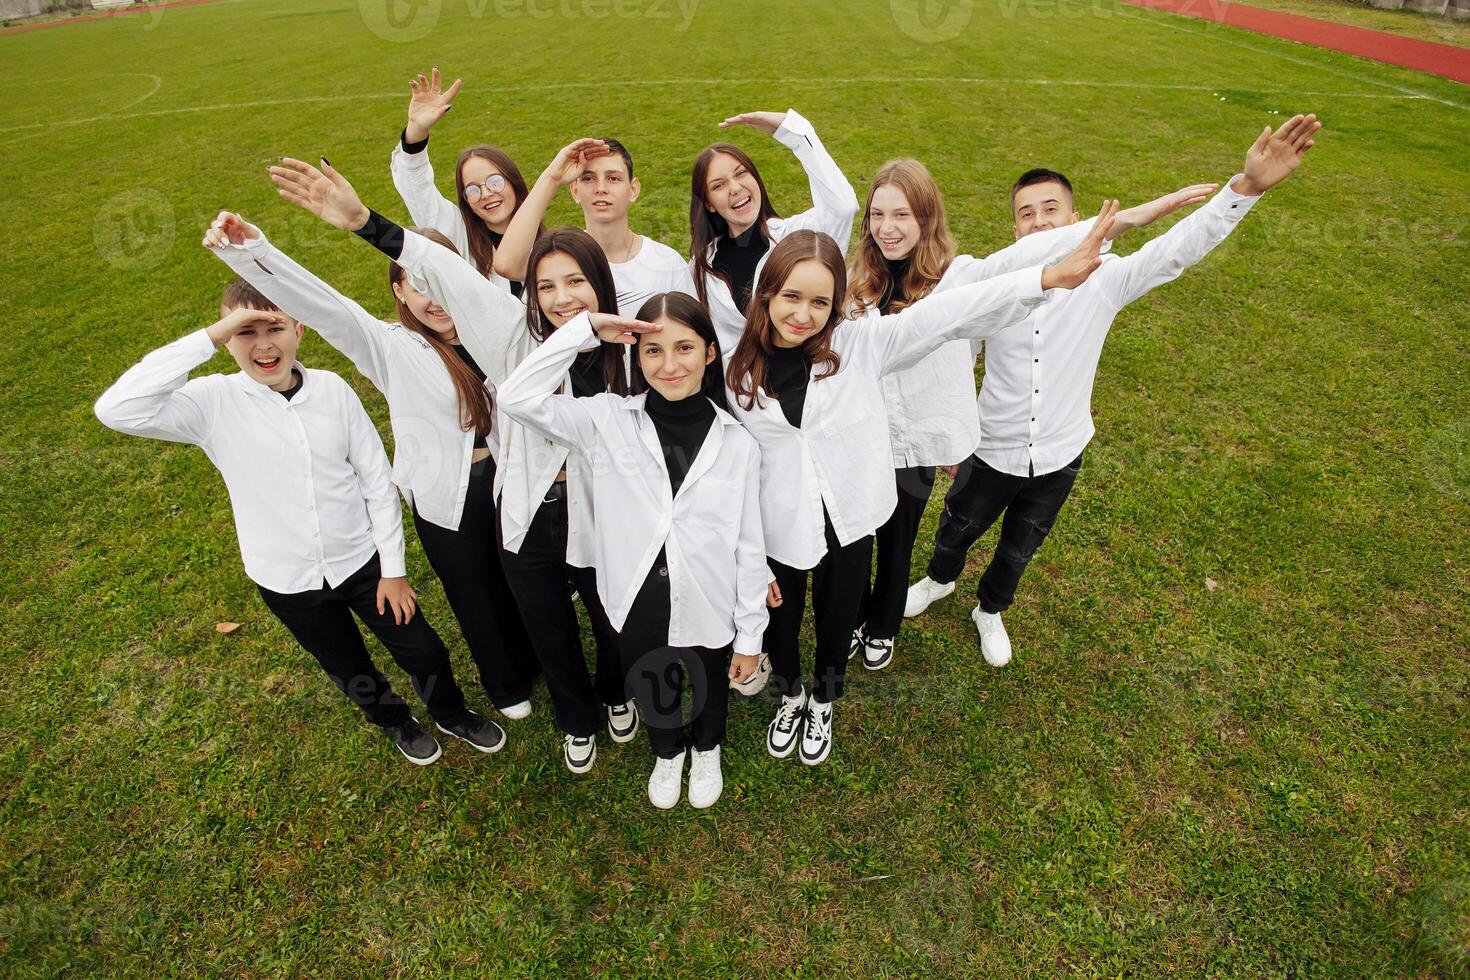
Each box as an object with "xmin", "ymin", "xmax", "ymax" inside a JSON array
[
  {"xmin": 436, "ymin": 711, "xmax": 506, "ymax": 754},
  {"xmin": 383, "ymin": 718, "xmax": 442, "ymax": 766}
]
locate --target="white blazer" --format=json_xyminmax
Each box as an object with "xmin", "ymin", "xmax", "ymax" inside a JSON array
[
  {"xmin": 389, "ymin": 140, "xmax": 520, "ymax": 295},
  {"xmin": 214, "ymin": 232, "xmax": 482, "ymax": 532},
  {"xmin": 693, "ymin": 108, "xmax": 860, "ymax": 354},
  {"xmin": 729, "ymin": 267, "xmax": 1048, "ymax": 570},
  {"xmin": 865, "ymin": 218, "xmax": 1103, "ymax": 469},
  {"xmin": 393, "ymin": 230, "xmax": 601, "ymax": 564},
  {"xmin": 499, "ymin": 315, "xmax": 769, "ymax": 655}
]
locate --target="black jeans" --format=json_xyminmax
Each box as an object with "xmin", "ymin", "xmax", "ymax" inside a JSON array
[
  {"xmin": 257, "ymin": 553, "xmax": 470, "ymax": 728},
  {"xmin": 618, "ymin": 549, "xmax": 731, "ymax": 759},
  {"xmin": 498, "ymin": 485, "xmax": 622, "ymax": 738},
  {"xmin": 765, "ymin": 512, "xmax": 874, "ymax": 704},
  {"xmin": 412, "ymin": 456, "xmax": 537, "ymax": 710},
  {"xmin": 925, "ymin": 452, "xmax": 1083, "ymax": 613},
  {"xmin": 859, "ymin": 465, "xmax": 936, "ymax": 640}
]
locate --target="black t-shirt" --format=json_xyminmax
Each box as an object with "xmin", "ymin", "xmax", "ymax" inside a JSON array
[
  {"xmin": 278, "ymin": 370, "xmax": 304, "ymax": 401},
  {"xmin": 712, "ymin": 223, "xmax": 769, "ymax": 314}
]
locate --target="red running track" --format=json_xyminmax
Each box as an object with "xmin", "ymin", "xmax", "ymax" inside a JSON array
[
  {"xmin": 1119, "ymin": 0, "xmax": 1470, "ymax": 84},
  {"xmin": 0, "ymin": 0, "xmax": 230, "ymax": 35}
]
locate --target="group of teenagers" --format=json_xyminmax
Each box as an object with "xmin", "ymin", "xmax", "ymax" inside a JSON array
[{"xmin": 95, "ymin": 68, "xmax": 1320, "ymax": 811}]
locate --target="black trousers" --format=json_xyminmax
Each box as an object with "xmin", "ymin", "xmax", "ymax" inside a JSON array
[
  {"xmin": 498, "ymin": 486, "xmax": 623, "ymax": 738},
  {"xmin": 257, "ymin": 553, "xmax": 470, "ymax": 728},
  {"xmin": 765, "ymin": 513, "xmax": 874, "ymax": 704},
  {"xmin": 618, "ymin": 549, "xmax": 731, "ymax": 759},
  {"xmin": 412, "ymin": 456, "xmax": 537, "ymax": 710},
  {"xmin": 925, "ymin": 452, "xmax": 1083, "ymax": 614},
  {"xmin": 858, "ymin": 465, "xmax": 936, "ymax": 641}
]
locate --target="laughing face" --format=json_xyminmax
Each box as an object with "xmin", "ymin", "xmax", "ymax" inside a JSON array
[
  {"xmin": 767, "ymin": 258, "xmax": 835, "ymax": 349},
  {"xmin": 703, "ymin": 151, "xmax": 762, "ymax": 236},
  {"xmin": 460, "ymin": 156, "xmax": 517, "ymax": 233},
  {"xmin": 221, "ymin": 306, "xmax": 304, "ymax": 390},
  {"xmin": 392, "ymin": 277, "xmax": 457, "ymax": 342},
  {"xmin": 534, "ymin": 250, "xmax": 600, "ymax": 328},
  {"xmin": 868, "ymin": 183, "xmax": 922, "ymax": 261}
]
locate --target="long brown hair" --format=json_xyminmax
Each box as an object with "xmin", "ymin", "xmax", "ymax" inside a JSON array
[
  {"xmin": 631, "ymin": 291, "xmax": 731, "ymax": 413},
  {"xmin": 726, "ymin": 230, "xmax": 845, "ymax": 411},
  {"xmin": 453, "ymin": 145, "xmax": 538, "ymax": 278},
  {"xmin": 848, "ymin": 159, "xmax": 956, "ymax": 316},
  {"xmin": 689, "ymin": 142, "xmax": 779, "ymax": 308},
  {"xmin": 524, "ymin": 227, "xmax": 629, "ymax": 396},
  {"xmin": 388, "ymin": 228, "xmax": 494, "ymax": 439}
]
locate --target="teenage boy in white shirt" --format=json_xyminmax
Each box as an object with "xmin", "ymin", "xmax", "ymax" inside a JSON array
[
  {"xmin": 492, "ymin": 137, "xmax": 696, "ymax": 315},
  {"xmin": 95, "ymin": 279, "xmax": 507, "ymax": 766},
  {"xmin": 905, "ymin": 114, "xmax": 1322, "ymax": 665}
]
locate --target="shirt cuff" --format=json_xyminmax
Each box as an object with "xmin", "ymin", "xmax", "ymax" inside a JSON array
[
  {"xmin": 772, "ymin": 107, "xmax": 815, "ymax": 150},
  {"xmin": 184, "ymin": 327, "xmax": 220, "ymax": 360},
  {"xmin": 353, "ymin": 209, "xmax": 406, "ymax": 261},
  {"xmin": 377, "ymin": 550, "xmax": 407, "ymax": 579},
  {"xmin": 562, "ymin": 312, "xmax": 601, "ymax": 352},
  {"xmin": 400, "ymin": 128, "xmax": 429, "ymax": 155},
  {"xmin": 1216, "ymin": 174, "xmax": 1262, "ymax": 216},
  {"xmin": 733, "ymin": 633, "xmax": 764, "ymax": 657}
]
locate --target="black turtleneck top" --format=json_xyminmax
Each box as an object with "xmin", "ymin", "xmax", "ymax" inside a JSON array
[
  {"xmin": 644, "ymin": 387, "xmax": 715, "ymax": 496},
  {"xmin": 766, "ymin": 345, "xmax": 812, "ymax": 429},
  {"xmin": 712, "ymin": 223, "xmax": 769, "ymax": 313},
  {"xmin": 878, "ymin": 256, "xmax": 911, "ymax": 314}
]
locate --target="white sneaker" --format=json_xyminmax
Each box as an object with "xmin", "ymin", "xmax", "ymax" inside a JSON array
[
  {"xmin": 766, "ymin": 688, "xmax": 807, "ymax": 759},
  {"xmin": 847, "ymin": 626, "xmax": 865, "ymax": 661},
  {"xmin": 563, "ymin": 733, "xmax": 597, "ymax": 773},
  {"xmin": 499, "ymin": 699, "xmax": 532, "ymax": 721},
  {"xmin": 799, "ymin": 696, "xmax": 834, "ymax": 766},
  {"xmin": 904, "ymin": 576, "xmax": 955, "ymax": 618},
  {"xmin": 607, "ymin": 700, "xmax": 639, "ymax": 743},
  {"xmin": 971, "ymin": 605, "xmax": 1012, "ymax": 667},
  {"xmin": 647, "ymin": 750, "xmax": 685, "ymax": 809},
  {"xmin": 688, "ymin": 745, "xmax": 723, "ymax": 809},
  {"xmin": 861, "ymin": 635, "xmax": 894, "ymax": 671}
]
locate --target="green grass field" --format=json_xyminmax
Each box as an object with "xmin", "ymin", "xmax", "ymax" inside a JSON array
[{"xmin": 1, "ymin": 0, "xmax": 1467, "ymax": 974}]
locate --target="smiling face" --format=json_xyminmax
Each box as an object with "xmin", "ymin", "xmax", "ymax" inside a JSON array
[
  {"xmin": 704, "ymin": 151, "xmax": 762, "ymax": 236},
  {"xmin": 1012, "ymin": 180, "xmax": 1080, "ymax": 238},
  {"xmin": 459, "ymin": 156, "xmax": 517, "ymax": 233},
  {"xmin": 221, "ymin": 305, "xmax": 304, "ymax": 390},
  {"xmin": 767, "ymin": 258, "xmax": 835, "ymax": 349},
  {"xmin": 638, "ymin": 316, "xmax": 715, "ymax": 402},
  {"xmin": 392, "ymin": 278, "xmax": 457, "ymax": 341},
  {"xmin": 534, "ymin": 250, "xmax": 600, "ymax": 327},
  {"xmin": 572, "ymin": 153, "xmax": 639, "ymax": 227},
  {"xmin": 868, "ymin": 183, "xmax": 922, "ymax": 260}
]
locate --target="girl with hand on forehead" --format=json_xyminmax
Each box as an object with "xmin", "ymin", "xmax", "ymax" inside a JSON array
[
  {"xmin": 390, "ymin": 67, "xmax": 541, "ymax": 296},
  {"xmin": 725, "ymin": 210, "xmax": 1117, "ymax": 768},
  {"xmin": 499, "ymin": 292, "xmax": 768, "ymax": 811},
  {"xmin": 689, "ymin": 108, "xmax": 859, "ymax": 354},
  {"xmin": 269, "ymin": 155, "xmax": 641, "ymax": 776},
  {"xmin": 202, "ymin": 209, "xmax": 539, "ymax": 727}
]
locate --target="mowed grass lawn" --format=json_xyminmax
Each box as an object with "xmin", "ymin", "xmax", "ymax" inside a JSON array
[{"xmin": 1, "ymin": 0, "xmax": 1467, "ymax": 974}]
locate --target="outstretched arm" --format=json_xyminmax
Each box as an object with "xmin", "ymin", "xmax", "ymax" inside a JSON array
[
  {"xmin": 390, "ymin": 67, "xmax": 469, "ymax": 250},
  {"xmin": 723, "ymin": 108, "xmax": 860, "ymax": 251},
  {"xmin": 492, "ymin": 138, "xmax": 611, "ymax": 281}
]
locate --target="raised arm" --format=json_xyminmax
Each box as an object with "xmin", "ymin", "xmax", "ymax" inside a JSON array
[
  {"xmin": 492, "ymin": 138, "xmax": 610, "ymax": 281},
  {"xmin": 861, "ymin": 202, "xmax": 1119, "ymax": 375},
  {"xmin": 269, "ymin": 155, "xmax": 528, "ymax": 384},
  {"xmin": 205, "ymin": 211, "xmax": 395, "ymax": 393},
  {"xmin": 94, "ymin": 310, "xmax": 280, "ymax": 444},
  {"xmin": 1096, "ymin": 114, "xmax": 1319, "ymax": 309},
  {"xmin": 498, "ymin": 311, "xmax": 659, "ymax": 453},
  {"xmin": 389, "ymin": 67, "xmax": 469, "ymax": 252},
  {"xmin": 721, "ymin": 108, "xmax": 860, "ymax": 251}
]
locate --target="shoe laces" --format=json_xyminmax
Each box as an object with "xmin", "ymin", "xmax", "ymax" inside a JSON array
[{"xmin": 775, "ymin": 697, "xmax": 804, "ymax": 733}]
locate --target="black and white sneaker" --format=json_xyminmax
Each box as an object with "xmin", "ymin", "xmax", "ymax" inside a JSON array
[
  {"xmin": 848, "ymin": 626, "xmax": 865, "ymax": 661},
  {"xmin": 607, "ymin": 700, "xmax": 639, "ymax": 744},
  {"xmin": 436, "ymin": 711, "xmax": 506, "ymax": 754},
  {"xmin": 861, "ymin": 635, "xmax": 894, "ymax": 671},
  {"xmin": 799, "ymin": 697, "xmax": 833, "ymax": 766},
  {"xmin": 766, "ymin": 689, "xmax": 807, "ymax": 759},
  {"xmin": 383, "ymin": 718, "xmax": 442, "ymax": 766},
  {"xmin": 564, "ymin": 733, "xmax": 597, "ymax": 774}
]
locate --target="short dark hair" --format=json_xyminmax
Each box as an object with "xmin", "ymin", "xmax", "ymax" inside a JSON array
[
  {"xmin": 600, "ymin": 138, "xmax": 634, "ymax": 179},
  {"xmin": 1011, "ymin": 168, "xmax": 1073, "ymax": 203},
  {"xmin": 219, "ymin": 278, "xmax": 279, "ymax": 313}
]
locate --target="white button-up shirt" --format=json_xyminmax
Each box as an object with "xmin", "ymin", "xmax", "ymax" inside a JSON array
[
  {"xmin": 94, "ymin": 330, "xmax": 406, "ymax": 594},
  {"xmin": 694, "ymin": 108, "xmax": 860, "ymax": 354},
  {"xmin": 395, "ymin": 229, "xmax": 600, "ymax": 565},
  {"xmin": 731, "ymin": 267, "xmax": 1048, "ymax": 570},
  {"xmin": 214, "ymin": 233, "xmax": 482, "ymax": 532},
  {"xmin": 499, "ymin": 315, "xmax": 769, "ymax": 654},
  {"xmin": 978, "ymin": 179, "xmax": 1261, "ymax": 478},
  {"xmin": 872, "ymin": 218, "xmax": 1102, "ymax": 468},
  {"xmin": 390, "ymin": 140, "xmax": 520, "ymax": 295}
]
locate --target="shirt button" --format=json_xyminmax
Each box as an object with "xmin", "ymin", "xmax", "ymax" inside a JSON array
[
  {"xmin": 658, "ymin": 566, "xmax": 669, "ymax": 578},
  {"xmin": 1034, "ymin": 358, "xmax": 1039, "ymax": 363}
]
